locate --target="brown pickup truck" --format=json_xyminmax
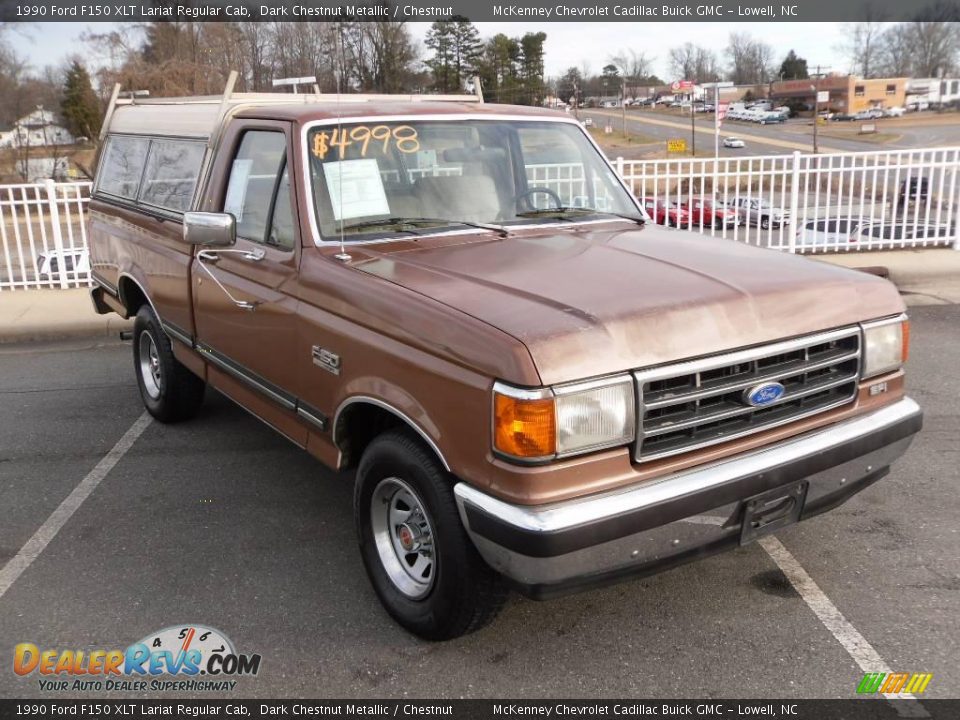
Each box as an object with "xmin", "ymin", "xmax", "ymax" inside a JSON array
[{"xmin": 88, "ymin": 79, "xmax": 921, "ymax": 640}]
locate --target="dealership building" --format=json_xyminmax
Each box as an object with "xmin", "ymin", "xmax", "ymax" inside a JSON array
[{"xmin": 770, "ymin": 75, "xmax": 907, "ymax": 113}]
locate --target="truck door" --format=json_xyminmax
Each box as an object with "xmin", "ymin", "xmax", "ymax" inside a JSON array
[{"xmin": 192, "ymin": 120, "xmax": 307, "ymax": 444}]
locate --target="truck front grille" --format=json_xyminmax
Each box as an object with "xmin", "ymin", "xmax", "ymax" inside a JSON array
[{"xmin": 634, "ymin": 327, "xmax": 861, "ymax": 461}]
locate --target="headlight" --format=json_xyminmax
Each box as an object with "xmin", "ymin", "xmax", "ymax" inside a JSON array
[
  {"xmin": 493, "ymin": 376, "xmax": 635, "ymax": 462},
  {"xmin": 861, "ymin": 315, "xmax": 909, "ymax": 378}
]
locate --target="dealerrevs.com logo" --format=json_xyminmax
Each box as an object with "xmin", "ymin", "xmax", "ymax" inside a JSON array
[{"xmin": 13, "ymin": 624, "xmax": 261, "ymax": 692}]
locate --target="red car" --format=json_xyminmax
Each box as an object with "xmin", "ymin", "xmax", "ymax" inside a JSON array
[
  {"xmin": 642, "ymin": 198, "xmax": 690, "ymax": 227},
  {"xmin": 679, "ymin": 196, "xmax": 740, "ymax": 228}
]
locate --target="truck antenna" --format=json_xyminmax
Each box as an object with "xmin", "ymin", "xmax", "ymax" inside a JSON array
[{"xmin": 333, "ymin": 27, "xmax": 351, "ymax": 263}]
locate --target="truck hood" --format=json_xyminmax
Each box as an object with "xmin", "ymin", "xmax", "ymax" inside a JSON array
[{"xmin": 350, "ymin": 223, "xmax": 904, "ymax": 386}]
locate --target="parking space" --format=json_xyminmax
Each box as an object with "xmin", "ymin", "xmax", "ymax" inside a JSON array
[{"xmin": 1, "ymin": 305, "xmax": 958, "ymax": 699}]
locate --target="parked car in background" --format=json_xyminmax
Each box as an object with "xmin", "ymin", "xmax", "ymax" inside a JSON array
[
  {"xmin": 731, "ymin": 197, "xmax": 791, "ymax": 229},
  {"xmin": 679, "ymin": 196, "xmax": 740, "ymax": 228},
  {"xmin": 758, "ymin": 111, "xmax": 786, "ymax": 124},
  {"xmin": 907, "ymin": 99, "xmax": 930, "ymax": 112},
  {"xmin": 722, "ymin": 136, "xmax": 746, "ymax": 148},
  {"xmin": 642, "ymin": 198, "xmax": 691, "ymax": 227},
  {"xmin": 795, "ymin": 216, "xmax": 953, "ymax": 247},
  {"xmin": 884, "ymin": 106, "xmax": 905, "ymax": 117}
]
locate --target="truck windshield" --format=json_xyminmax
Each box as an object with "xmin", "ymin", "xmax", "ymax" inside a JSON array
[{"xmin": 306, "ymin": 119, "xmax": 641, "ymax": 239}]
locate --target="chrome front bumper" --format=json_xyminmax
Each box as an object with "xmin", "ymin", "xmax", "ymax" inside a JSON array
[{"xmin": 454, "ymin": 398, "xmax": 922, "ymax": 599}]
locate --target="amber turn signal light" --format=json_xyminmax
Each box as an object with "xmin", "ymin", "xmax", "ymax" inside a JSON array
[
  {"xmin": 901, "ymin": 319, "xmax": 910, "ymax": 364},
  {"xmin": 493, "ymin": 392, "xmax": 556, "ymax": 460}
]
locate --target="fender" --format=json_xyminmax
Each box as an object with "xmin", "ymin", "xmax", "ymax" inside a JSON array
[{"xmin": 333, "ymin": 393, "xmax": 451, "ymax": 472}]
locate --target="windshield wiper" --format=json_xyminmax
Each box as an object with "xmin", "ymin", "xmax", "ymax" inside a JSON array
[
  {"xmin": 516, "ymin": 207, "xmax": 645, "ymax": 226},
  {"xmin": 339, "ymin": 216, "xmax": 508, "ymax": 238}
]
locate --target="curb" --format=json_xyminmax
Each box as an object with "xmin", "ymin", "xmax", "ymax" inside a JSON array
[{"xmin": 0, "ymin": 317, "xmax": 133, "ymax": 345}]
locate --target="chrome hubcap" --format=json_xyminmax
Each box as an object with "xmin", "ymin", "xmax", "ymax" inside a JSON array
[
  {"xmin": 371, "ymin": 478, "xmax": 435, "ymax": 599},
  {"xmin": 138, "ymin": 331, "xmax": 162, "ymax": 400}
]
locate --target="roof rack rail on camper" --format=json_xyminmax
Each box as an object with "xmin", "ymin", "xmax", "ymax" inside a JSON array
[{"xmin": 100, "ymin": 71, "xmax": 485, "ymax": 142}]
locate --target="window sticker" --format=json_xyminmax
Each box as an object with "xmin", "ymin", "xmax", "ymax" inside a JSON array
[
  {"xmin": 223, "ymin": 158, "xmax": 253, "ymax": 221},
  {"xmin": 323, "ymin": 158, "xmax": 390, "ymax": 221}
]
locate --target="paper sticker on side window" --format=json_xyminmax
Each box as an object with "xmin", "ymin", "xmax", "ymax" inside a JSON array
[
  {"xmin": 323, "ymin": 158, "xmax": 390, "ymax": 221},
  {"xmin": 224, "ymin": 159, "xmax": 253, "ymax": 222}
]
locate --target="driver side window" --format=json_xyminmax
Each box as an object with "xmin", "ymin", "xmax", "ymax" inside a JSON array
[{"xmin": 223, "ymin": 131, "xmax": 295, "ymax": 250}]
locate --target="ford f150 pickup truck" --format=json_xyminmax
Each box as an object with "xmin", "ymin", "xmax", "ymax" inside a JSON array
[{"xmin": 88, "ymin": 76, "xmax": 922, "ymax": 640}]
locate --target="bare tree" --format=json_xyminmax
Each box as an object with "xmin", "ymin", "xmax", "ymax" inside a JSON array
[
  {"xmin": 725, "ymin": 33, "xmax": 774, "ymax": 85},
  {"xmin": 907, "ymin": 19, "xmax": 960, "ymax": 77},
  {"xmin": 877, "ymin": 24, "xmax": 912, "ymax": 77},
  {"xmin": 837, "ymin": 21, "xmax": 886, "ymax": 78},
  {"xmin": 669, "ymin": 43, "xmax": 721, "ymax": 83},
  {"xmin": 610, "ymin": 49, "xmax": 655, "ymax": 97}
]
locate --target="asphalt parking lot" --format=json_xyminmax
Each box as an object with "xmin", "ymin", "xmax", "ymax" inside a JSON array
[{"xmin": 0, "ymin": 304, "xmax": 958, "ymax": 700}]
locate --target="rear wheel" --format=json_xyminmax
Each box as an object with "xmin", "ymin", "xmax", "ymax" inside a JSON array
[
  {"xmin": 133, "ymin": 305, "xmax": 205, "ymax": 422},
  {"xmin": 355, "ymin": 429, "xmax": 507, "ymax": 640}
]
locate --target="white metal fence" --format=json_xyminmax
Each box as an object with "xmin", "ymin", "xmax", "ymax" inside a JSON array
[
  {"xmin": 2, "ymin": 147, "xmax": 959, "ymax": 290},
  {"xmin": 0, "ymin": 180, "xmax": 92, "ymax": 291},
  {"xmin": 615, "ymin": 146, "xmax": 960, "ymax": 253}
]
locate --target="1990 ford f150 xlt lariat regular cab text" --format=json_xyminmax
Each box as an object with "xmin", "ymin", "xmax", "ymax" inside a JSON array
[{"xmin": 88, "ymin": 78, "xmax": 922, "ymax": 640}]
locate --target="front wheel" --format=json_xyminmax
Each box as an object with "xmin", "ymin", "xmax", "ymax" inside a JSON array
[
  {"xmin": 133, "ymin": 305, "xmax": 205, "ymax": 422},
  {"xmin": 355, "ymin": 430, "xmax": 507, "ymax": 640},
  {"xmin": 760, "ymin": 216, "xmax": 771, "ymax": 230}
]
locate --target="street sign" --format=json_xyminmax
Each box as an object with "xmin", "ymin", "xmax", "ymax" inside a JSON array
[
  {"xmin": 817, "ymin": 90, "xmax": 829, "ymax": 103},
  {"xmin": 717, "ymin": 102, "xmax": 729, "ymax": 121},
  {"xmin": 667, "ymin": 138, "xmax": 687, "ymax": 153}
]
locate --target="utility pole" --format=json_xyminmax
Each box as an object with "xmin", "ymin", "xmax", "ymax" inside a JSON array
[
  {"xmin": 573, "ymin": 77, "xmax": 580, "ymax": 122},
  {"xmin": 691, "ymin": 100, "xmax": 696, "ymax": 156},
  {"xmin": 811, "ymin": 65, "xmax": 830, "ymax": 155},
  {"xmin": 622, "ymin": 76, "xmax": 627, "ymax": 138}
]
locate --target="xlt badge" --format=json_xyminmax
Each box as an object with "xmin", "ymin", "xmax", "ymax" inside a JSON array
[{"xmin": 312, "ymin": 346, "xmax": 341, "ymax": 375}]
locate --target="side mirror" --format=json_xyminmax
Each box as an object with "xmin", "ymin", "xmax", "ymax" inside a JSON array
[{"xmin": 183, "ymin": 212, "xmax": 236, "ymax": 248}]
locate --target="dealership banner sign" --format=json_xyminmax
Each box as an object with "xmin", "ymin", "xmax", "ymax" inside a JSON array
[{"xmin": 0, "ymin": 0, "xmax": 951, "ymax": 22}]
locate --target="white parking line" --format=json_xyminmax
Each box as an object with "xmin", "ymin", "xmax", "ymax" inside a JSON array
[
  {"xmin": 759, "ymin": 535, "xmax": 929, "ymax": 718},
  {"xmin": 0, "ymin": 411, "xmax": 152, "ymax": 600},
  {"xmin": 685, "ymin": 515, "xmax": 928, "ymax": 716}
]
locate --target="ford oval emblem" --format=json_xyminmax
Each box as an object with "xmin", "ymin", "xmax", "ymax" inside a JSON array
[{"xmin": 743, "ymin": 381, "xmax": 786, "ymax": 407}]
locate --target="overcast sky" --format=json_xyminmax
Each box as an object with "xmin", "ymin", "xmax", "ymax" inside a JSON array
[{"xmin": 8, "ymin": 21, "xmax": 854, "ymax": 83}]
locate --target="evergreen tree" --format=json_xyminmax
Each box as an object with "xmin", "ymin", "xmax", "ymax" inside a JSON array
[
  {"xmin": 61, "ymin": 60, "xmax": 101, "ymax": 140},
  {"xmin": 779, "ymin": 50, "xmax": 810, "ymax": 80},
  {"xmin": 425, "ymin": 17, "xmax": 481, "ymax": 93}
]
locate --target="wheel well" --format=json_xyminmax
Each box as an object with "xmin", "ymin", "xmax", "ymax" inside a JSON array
[
  {"xmin": 335, "ymin": 402, "xmax": 446, "ymax": 470},
  {"xmin": 118, "ymin": 277, "xmax": 149, "ymax": 317}
]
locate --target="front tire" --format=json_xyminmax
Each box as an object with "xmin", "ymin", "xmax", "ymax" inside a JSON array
[
  {"xmin": 761, "ymin": 215, "xmax": 771, "ymax": 230},
  {"xmin": 133, "ymin": 305, "xmax": 205, "ymax": 422},
  {"xmin": 355, "ymin": 430, "xmax": 507, "ymax": 640}
]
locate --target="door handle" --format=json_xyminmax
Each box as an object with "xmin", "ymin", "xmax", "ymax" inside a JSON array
[{"xmin": 198, "ymin": 248, "xmax": 265, "ymax": 262}]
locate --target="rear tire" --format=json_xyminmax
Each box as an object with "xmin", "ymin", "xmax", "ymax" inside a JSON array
[
  {"xmin": 133, "ymin": 305, "xmax": 205, "ymax": 423},
  {"xmin": 355, "ymin": 429, "xmax": 508, "ymax": 640}
]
